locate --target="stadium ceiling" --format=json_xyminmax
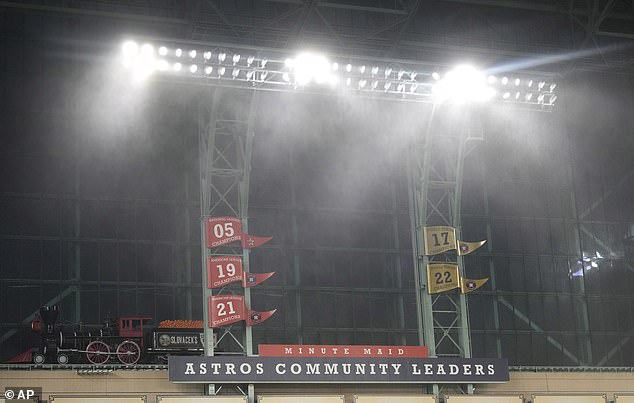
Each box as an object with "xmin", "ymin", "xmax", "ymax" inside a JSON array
[{"xmin": 2, "ymin": 0, "xmax": 634, "ymax": 75}]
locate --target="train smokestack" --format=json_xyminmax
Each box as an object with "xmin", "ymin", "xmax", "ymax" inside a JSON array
[{"xmin": 39, "ymin": 306, "xmax": 59, "ymax": 333}]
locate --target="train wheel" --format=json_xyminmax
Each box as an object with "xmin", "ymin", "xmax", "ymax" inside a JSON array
[
  {"xmin": 116, "ymin": 340, "xmax": 141, "ymax": 365},
  {"xmin": 57, "ymin": 354, "xmax": 69, "ymax": 365},
  {"xmin": 33, "ymin": 353, "xmax": 45, "ymax": 365},
  {"xmin": 86, "ymin": 340, "xmax": 110, "ymax": 365}
]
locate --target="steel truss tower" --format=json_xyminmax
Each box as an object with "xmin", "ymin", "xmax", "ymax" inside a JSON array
[
  {"xmin": 198, "ymin": 87, "xmax": 258, "ymax": 401},
  {"xmin": 409, "ymin": 105, "xmax": 484, "ymax": 394}
]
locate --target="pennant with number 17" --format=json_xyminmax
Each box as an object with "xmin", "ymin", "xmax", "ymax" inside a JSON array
[{"xmin": 422, "ymin": 226, "xmax": 486, "ymax": 256}]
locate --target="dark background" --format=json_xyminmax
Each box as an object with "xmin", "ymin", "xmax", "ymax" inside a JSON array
[{"xmin": 0, "ymin": 0, "xmax": 633, "ymax": 367}]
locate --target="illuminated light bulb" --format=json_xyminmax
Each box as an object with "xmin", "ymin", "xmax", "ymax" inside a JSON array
[
  {"xmin": 282, "ymin": 72, "xmax": 290, "ymax": 82},
  {"xmin": 432, "ymin": 72, "xmax": 441, "ymax": 81},
  {"xmin": 410, "ymin": 83, "xmax": 418, "ymax": 93},
  {"xmin": 158, "ymin": 46, "xmax": 168, "ymax": 56},
  {"xmin": 527, "ymin": 80, "xmax": 533, "ymax": 88},
  {"xmin": 175, "ymin": 48, "xmax": 183, "ymax": 57},
  {"xmin": 261, "ymin": 71, "xmax": 268, "ymax": 80},
  {"xmin": 346, "ymin": 64, "xmax": 352, "ymax": 72},
  {"xmin": 122, "ymin": 41, "xmax": 139, "ymax": 57},
  {"xmin": 398, "ymin": 70, "xmax": 405, "ymax": 80},
  {"xmin": 218, "ymin": 52, "xmax": 226, "ymax": 62},
  {"xmin": 189, "ymin": 49, "xmax": 197, "ymax": 58},
  {"xmin": 232, "ymin": 68, "xmax": 240, "ymax": 78},
  {"xmin": 550, "ymin": 95, "xmax": 558, "ymax": 104},
  {"xmin": 515, "ymin": 92, "xmax": 521, "ymax": 99},
  {"xmin": 189, "ymin": 64, "xmax": 198, "ymax": 73},
  {"xmin": 537, "ymin": 94, "xmax": 545, "ymax": 103},
  {"xmin": 232, "ymin": 54, "xmax": 240, "ymax": 64},
  {"xmin": 204, "ymin": 66, "xmax": 213, "ymax": 75},
  {"xmin": 372, "ymin": 80, "xmax": 379, "ymax": 89},
  {"xmin": 384, "ymin": 82, "xmax": 391, "ymax": 91},
  {"xmin": 371, "ymin": 66, "xmax": 379, "ymax": 75},
  {"xmin": 411, "ymin": 72, "xmax": 418, "ymax": 80},
  {"xmin": 360, "ymin": 65, "xmax": 366, "ymax": 74},
  {"xmin": 247, "ymin": 56, "xmax": 254, "ymax": 66},
  {"xmin": 502, "ymin": 92, "xmax": 510, "ymax": 99},
  {"xmin": 346, "ymin": 77, "xmax": 351, "ymax": 86},
  {"xmin": 525, "ymin": 93, "xmax": 533, "ymax": 101},
  {"xmin": 331, "ymin": 62, "xmax": 338, "ymax": 71},
  {"xmin": 514, "ymin": 78, "xmax": 520, "ymax": 86},
  {"xmin": 284, "ymin": 58, "xmax": 294, "ymax": 68},
  {"xmin": 140, "ymin": 44, "xmax": 154, "ymax": 55},
  {"xmin": 501, "ymin": 76, "xmax": 508, "ymax": 85},
  {"xmin": 174, "ymin": 62, "xmax": 182, "ymax": 72},
  {"xmin": 156, "ymin": 59, "xmax": 169, "ymax": 71},
  {"xmin": 246, "ymin": 70, "xmax": 254, "ymax": 80},
  {"xmin": 385, "ymin": 68, "xmax": 392, "ymax": 78},
  {"xmin": 260, "ymin": 59, "xmax": 267, "ymax": 68},
  {"xmin": 359, "ymin": 79, "xmax": 367, "ymax": 88},
  {"xmin": 397, "ymin": 83, "xmax": 405, "ymax": 92},
  {"xmin": 218, "ymin": 66, "xmax": 226, "ymax": 76},
  {"xmin": 487, "ymin": 75, "xmax": 496, "ymax": 84},
  {"xmin": 203, "ymin": 51, "xmax": 212, "ymax": 60},
  {"xmin": 550, "ymin": 83, "xmax": 557, "ymax": 92},
  {"xmin": 538, "ymin": 81, "xmax": 545, "ymax": 90}
]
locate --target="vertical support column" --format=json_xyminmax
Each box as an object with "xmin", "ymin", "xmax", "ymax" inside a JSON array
[
  {"xmin": 409, "ymin": 105, "xmax": 480, "ymax": 394},
  {"xmin": 198, "ymin": 88, "xmax": 258, "ymax": 401}
]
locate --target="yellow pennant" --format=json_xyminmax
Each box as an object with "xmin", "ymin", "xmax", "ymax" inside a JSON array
[
  {"xmin": 427, "ymin": 263, "xmax": 460, "ymax": 294},
  {"xmin": 422, "ymin": 226, "xmax": 457, "ymax": 255},
  {"xmin": 457, "ymin": 239, "xmax": 487, "ymax": 255},
  {"xmin": 460, "ymin": 277, "xmax": 489, "ymax": 293}
]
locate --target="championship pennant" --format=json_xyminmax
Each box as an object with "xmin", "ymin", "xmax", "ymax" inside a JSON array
[
  {"xmin": 208, "ymin": 295, "xmax": 277, "ymax": 327},
  {"xmin": 206, "ymin": 216, "xmax": 272, "ymax": 249},
  {"xmin": 207, "ymin": 256, "xmax": 275, "ymax": 289},
  {"xmin": 422, "ymin": 226, "xmax": 486, "ymax": 256},
  {"xmin": 426, "ymin": 263, "xmax": 490, "ymax": 294}
]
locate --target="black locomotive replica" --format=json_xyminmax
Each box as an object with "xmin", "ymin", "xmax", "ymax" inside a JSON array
[{"xmin": 22, "ymin": 306, "xmax": 207, "ymax": 365}]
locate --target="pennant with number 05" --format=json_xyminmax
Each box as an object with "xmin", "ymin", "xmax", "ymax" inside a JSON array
[
  {"xmin": 426, "ymin": 263, "xmax": 460, "ymax": 294},
  {"xmin": 205, "ymin": 216, "xmax": 272, "ymax": 249}
]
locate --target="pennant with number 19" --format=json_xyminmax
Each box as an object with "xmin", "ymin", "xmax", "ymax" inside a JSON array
[{"xmin": 207, "ymin": 256, "xmax": 275, "ymax": 289}]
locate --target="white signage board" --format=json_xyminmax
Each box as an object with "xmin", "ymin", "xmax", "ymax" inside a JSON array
[
  {"xmin": 158, "ymin": 398, "xmax": 247, "ymax": 403},
  {"xmin": 532, "ymin": 395, "xmax": 606, "ymax": 403},
  {"xmin": 445, "ymin": 397, "xmax": 522, "ymax": 403},
  {"xmin": 50, "ymin": 397, "xmax": 146, "ymax": 403},
  {"xmin": 355, "ymin": 396, "xmax": 437, "ymax": 403},
  {"xmin": 258, "ymin": 396, "xmax": 344, "ymax": 403}
]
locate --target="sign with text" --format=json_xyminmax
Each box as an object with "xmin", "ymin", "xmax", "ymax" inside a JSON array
[
  {"xmin": 208, "ymin": 295, "xmax": 276, "ymax": 327},
  {"xmin": 169, "ymin": 356, "xmax": 509, "ymax": 383},
  {"xmin": 423, "ymin": 226, "xmax": 457, "ymax": 255},
  {"xmin": 426, "ymin": 263, "xmax": 460, "ymax": 294},
  {"xmin": 259, "ymin": 344, "xmax": 428, "ymax": 358},
  {"xmin": 208, "ymin": 256, "xmax": 276, "ymax": 289},
  {"xmin": 205, "ymin": 217, "xmax": 271, "ymax": 249}
]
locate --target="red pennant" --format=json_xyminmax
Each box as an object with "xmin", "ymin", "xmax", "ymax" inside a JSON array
[
  {"xmin": 206, "ymin": 216, "xmax": 272, "ymax": 249},
  {"xmin": 206, "ymin": 217, "xmax": 242, "ymax": 248},
  {"xmin": 242, "ymin": 272, "xmax": 276, "ymax": 288},
  {"xmin": 208, "ymin": 256, "xmax": 244, "ymax": 288},
  {"xmin": 246, "ymin": 309, "xmax": 277, "ymax": 326},
  {"xmin": 209, "ymin": 295, "xmax": 245, "ymax": 327},
  {"xmin": 208, "ymin": 295, "xmax": 277, "ymax": 327},
  {"xmin": 241, "ymin": 235, "xmax": 272, "ymax": 249}
]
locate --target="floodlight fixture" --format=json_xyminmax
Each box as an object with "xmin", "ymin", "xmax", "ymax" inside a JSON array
[
  {"xmin": 118, "ymin": 40, "xmax": 558, "ymax": 109},
  {"xmin": 289, "ymin": 52, "xmax": 333, "ymax": 85},
  {"xmin": 432, "ymin": 65, "xmax": 495, "ymax": 104}
]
